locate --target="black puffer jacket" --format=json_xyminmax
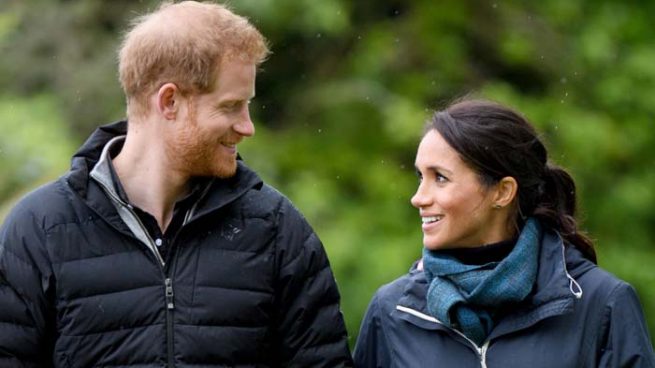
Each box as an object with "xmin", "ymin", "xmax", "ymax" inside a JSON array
[{"xmin": 0, "ymin": 121, "xmax": 353, "ymax": 367}]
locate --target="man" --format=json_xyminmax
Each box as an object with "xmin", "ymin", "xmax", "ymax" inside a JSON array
[{"xmin": 0, "ymin": 1, "xmax": 353, "ymax": 367}]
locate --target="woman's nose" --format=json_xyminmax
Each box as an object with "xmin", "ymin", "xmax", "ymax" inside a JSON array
[{"xmin": 410, "ymin": 182, "xmax": 431, "ymax": 209}]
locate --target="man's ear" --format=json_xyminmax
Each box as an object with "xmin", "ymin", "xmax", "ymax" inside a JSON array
[
  {"xmin": 493, "ymin": 176, "xmax": 518, "ymax": 208},
  {"xmin": 157, "ymin": 83, "xmax": 180, "ymax": 120}
]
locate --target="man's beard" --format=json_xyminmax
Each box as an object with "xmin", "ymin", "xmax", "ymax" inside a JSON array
[{"xmin": 166, "ymin": 109, "xmax": 238, "ymax": 179}]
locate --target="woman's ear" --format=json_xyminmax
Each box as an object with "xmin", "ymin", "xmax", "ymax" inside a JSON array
[
  {"xmin": 492, "ymin": 176, "xmax": 518, "ymax": 208},
  {"xmin": 157, "ymin": 82, "xmax": 180, "ymax": 120}
]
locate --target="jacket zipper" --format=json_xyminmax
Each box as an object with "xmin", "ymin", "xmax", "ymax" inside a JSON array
[
  {"xmin": 116, "ymin": 200, "xmax": 177, "ymax": 366},
  {"xmin": 396, "ymin": 305, "xmax": 490, "ymax": 367},
  {"xmin": 92, "ymin": 176, "xmax": 176, "ymax": 366},
  {"xmin": 166, "ymin": 277, "xmax": 175, "ymax": 367},
  {"xmin": 122, "ymin": 198, "xmax": 176, "ymax": 366}
]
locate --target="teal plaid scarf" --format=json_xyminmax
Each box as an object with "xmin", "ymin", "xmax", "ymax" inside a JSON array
[{"xmin": 423, "ymin": 218, "xmax": 541, "ymax": 346}]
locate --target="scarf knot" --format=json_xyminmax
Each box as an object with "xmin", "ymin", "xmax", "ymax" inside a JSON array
[{"xmin": 423, "ymin": 218, "xmax": 541, "ymax": 345}]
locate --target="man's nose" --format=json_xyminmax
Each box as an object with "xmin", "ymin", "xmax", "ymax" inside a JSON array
[{"xmin": 234, "ymin": 107, "xmax": 255, "ymax": 137}]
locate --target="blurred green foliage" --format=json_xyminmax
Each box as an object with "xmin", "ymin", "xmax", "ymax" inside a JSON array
[{"xmin": 1, "ymin": 0, "xmax": 654, "ymax": 347}]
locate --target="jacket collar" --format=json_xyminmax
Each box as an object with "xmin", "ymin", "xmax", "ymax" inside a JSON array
[
  {"xmin": 395, "ymin": 229, "xmax": 594, "ymax": 341},
  {"xmin": 66, "ymin": 120, "xmax": 263, "ymax": 226}
]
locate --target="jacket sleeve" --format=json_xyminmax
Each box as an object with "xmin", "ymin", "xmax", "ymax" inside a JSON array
[
  {"xmin": 353, "ymin": 293, "xmax": 392, "ymax": 368},
  {"xmin": 271, "ymin": 199, "xmax": 353, "ymax": 367},
  {"xmin": 0, "ymin": 202, "xmax": 56, "ymax": 367},
  {"xmin": 598, "ymin": 282, "xmax": 655, "ymax": 368}
]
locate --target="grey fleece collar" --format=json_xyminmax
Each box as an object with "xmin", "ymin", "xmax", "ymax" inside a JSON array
[
  {"xmin": 89, "ymin": 135, "xmax": 166, "ymax": 266},
  {"xmin": 89, "ymin": 135, "xmax": 127, "ymax": 205}
]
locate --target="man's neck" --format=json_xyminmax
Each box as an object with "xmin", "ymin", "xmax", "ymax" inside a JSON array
[{"xmin": 112, "ymin": 130, "xmax": 189, "ymax": 232}]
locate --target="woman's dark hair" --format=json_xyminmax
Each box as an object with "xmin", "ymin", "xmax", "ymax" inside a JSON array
[{"xmin": 429, "ymin": 98, "xmax": 596, "ymax": 263}]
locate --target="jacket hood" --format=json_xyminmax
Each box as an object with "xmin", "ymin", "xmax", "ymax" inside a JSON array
[
  {"xmin": 65, "ymin": 120, "xmax": 263, "ymax": 221},
  {"xmin": 67, "ymin": 120, "xmax": 128, "ymax": 197}
]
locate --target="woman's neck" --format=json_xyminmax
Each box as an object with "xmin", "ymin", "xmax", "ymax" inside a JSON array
[{"xmin": 439, "ymin": 238, "xmax": 518, "ymax": 265}]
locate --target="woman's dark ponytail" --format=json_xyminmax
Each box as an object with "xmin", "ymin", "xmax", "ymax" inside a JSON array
[
  {"xmin": 432, "ymin": 99, "xmax": 597, "ymax": 263},
  {"xmin": 533, "ymin": 164, "xmax": 597, "ymax": 263}
]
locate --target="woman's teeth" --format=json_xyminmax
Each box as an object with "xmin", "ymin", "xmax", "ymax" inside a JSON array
[{"xmin": 422, "ymin": 216, "xmax": 442, "ymax": 224}]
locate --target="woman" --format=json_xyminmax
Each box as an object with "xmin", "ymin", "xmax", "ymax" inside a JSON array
[{"xmin": 353, "ymin": 99, "xmax": 654, "ymax": 367}]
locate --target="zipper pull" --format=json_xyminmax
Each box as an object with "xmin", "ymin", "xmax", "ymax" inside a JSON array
[{"xmin": 165, "ymin": 278, "xmax": 175, "ymax": 310}]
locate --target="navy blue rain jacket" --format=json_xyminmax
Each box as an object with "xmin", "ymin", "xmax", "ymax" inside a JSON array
[{"xmin": 354, "ymin": 229, "xmax": 655, "ymax": 367}]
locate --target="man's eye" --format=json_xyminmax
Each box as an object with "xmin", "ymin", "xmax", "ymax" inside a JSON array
[{"xmin": 226, "ymin": 102, "xmax": 239, "ymax": 109}]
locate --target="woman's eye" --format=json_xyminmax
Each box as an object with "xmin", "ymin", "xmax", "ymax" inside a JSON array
[{"xmin": 436, "ymin": 174, "xmax": 448, "ymax": 183}]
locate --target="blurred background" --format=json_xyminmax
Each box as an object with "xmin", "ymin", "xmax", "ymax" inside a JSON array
[{"xmin": 1, "ymin": 0, "xmax": 654, "ymax": 346}]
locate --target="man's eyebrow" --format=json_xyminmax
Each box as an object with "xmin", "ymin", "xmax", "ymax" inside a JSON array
[{"xmin": 218, "ymin": 97, "xmax": 249, "ymax": 105}]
